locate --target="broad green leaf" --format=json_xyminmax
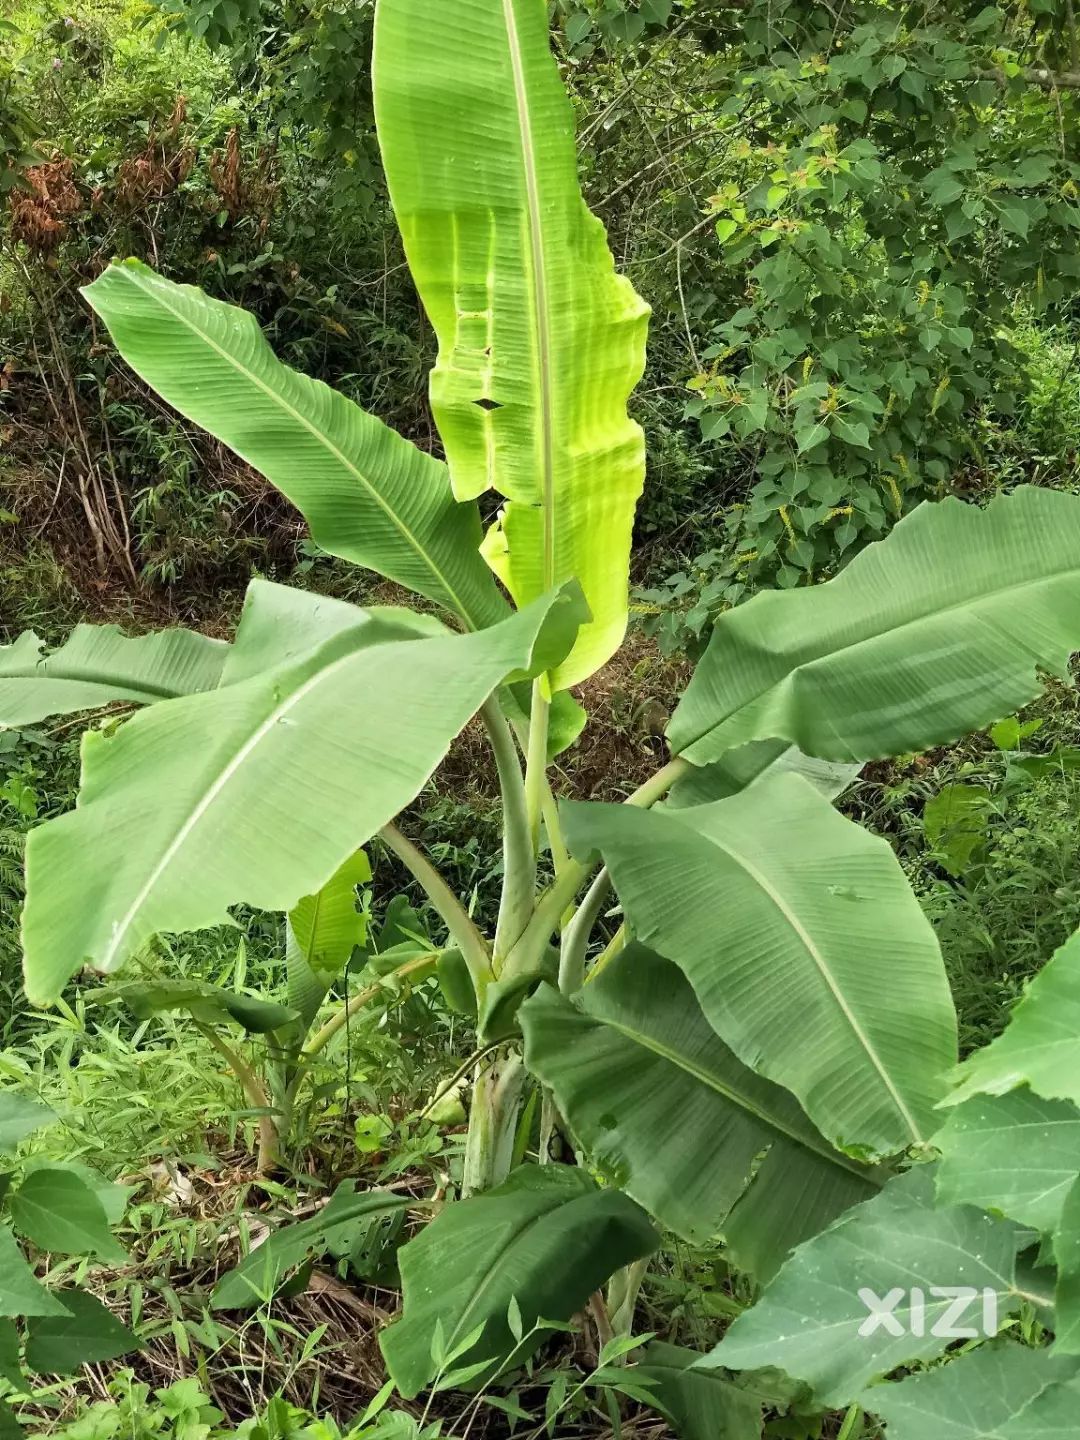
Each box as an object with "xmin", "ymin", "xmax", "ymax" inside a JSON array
[
  {"xmin": 23, "ymin": 1290, "xmax": 139, "ymax": 1374},
  {"xmin": 860, "ymin": 1341, "xmax": 1080, "ymax": 1439},
  {"xmin": 666, "ymin": 737, "xmax": 861, "ymax": 808},
  {"xmin": 374, "ymin": 0, "xmax": 649, "ymax": 688},
  {"xmin": 219, "ymin": 579, "xmax": 447, "ymax": 689},
  {"xmin": 0, "ymin": 1227, "xmax": 69, "ymax": 1318},
  {"xmin": 564, "ymin": 773, "xmax": 956, "ymax": 1160},
  {"xmin": 668, "ymin": 489, "xmax": 1080, "ymax": 764},
  {"xmin": 947, "ymin": 928, "xmax": 1080, "ymax": 1109},
  {"xmin": 0, "ymin": 625, "xmax": 227, "ymax": 727},
  {"xmin": 379, "ymin": 1165, "xmax": 658, "ymax": 1398},
  {"xmin": 286, "ymin": 849, "xmax": 371, "ymax": 1028},
  {"xmin": 23, "ymin": 587, "xmax": 581, "ymax": 1004},
  {"xmin": 113, "ymin": 980, "xmax": 298, "ymax": 1034},
  {"xmin": 630, "ymin": 1343, "xmax": 762, "ymax": 1440},
  {"xmin": 0, "ymin": 1319, "xmax": 21, "ymax": 1390},
  {"xmin": 82, "ymin": 261, "xmax": 506, "ymax": 632},
  {"xmin": 520, "ymin": 945, "xmax": 877, "ymax": 1272},
  {"xmin": 212, "ymin": 1182, "xmax": 410, "ymax": 1309},
  {"xmin": 935, "ymin": 1089, "xmax": 1080, "ymax": 1233},
  {"xmin": 1053, "ymin": 1174, "xmax": 1080, "ymax": 1354},
  {"xmin": 997, "ymin": 1379, "xmax": 1080, "ymax": 1438},
  {"xmin": 0, "ymin": 1094, "xmax": 53, "ymax": 1152},
  {"xmin": 9, "ymin": 1169, "xmax": 126, "ymax": 1263},
  {"xmin": 703, "ymin": 1167, "xmax": 1028, "ymax": 1408},
  {"xmin": 19, "ymin": 1159, "xmax": 130, "ymax": 1227},
  {"xmin": 0, "ymin": 1400, "xmax": 20, "ymax": 1440}
]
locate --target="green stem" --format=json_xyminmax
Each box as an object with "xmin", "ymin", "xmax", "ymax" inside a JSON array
[
  {"xmin": 508, "ymin": 709, "xmax": 567, "ymax": 873},
  {"xmin": 607, "ymin": 1257, "xmax": 650, "ymax": 1341},
  {"xmin": 836, "ymin": 1404, "xmax": 863, "ymax": 1440},
  {"xmin": 301, "ymin": 953, "xmax": 436, "ymax": 1060},
  {"xmin": 194, "ymin": 1022, "xmax": 279, "ymax": 1174},
  {"xmin": 523, "ymin": 679, "xmax": 551, "ymax": 856},
  {"xmin": 624, "ymin": 754, "xmax": 689, "ymax": 808},
  {"xmin": 485, "ymin": 697, "xmax": 535, "ymax": 970},
  {"xmin": 502, "ymin": 755, "xmax": 690, "ymax": 984},
  {"xmin": 380, "ymin": 822, "xmax": 493, "ymax": 997},
  {"xmin": 558, "ymin": 866, "xmax": 612, "ymax": 993}
]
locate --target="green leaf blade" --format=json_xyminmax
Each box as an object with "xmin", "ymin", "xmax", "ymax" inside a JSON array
[
  {"xmin": 0, "ymin": 625, "xmax": 228, "ymax": 727},
  {"xmin": 374, "ymin": 0, "xmax": 649, "ymax": 688},
  {"xmin": 82, "ymin": 261, "xmax": 506, "ymax": 631},
  {"xmin": 669, "ymin": 489, "xmax": 1080, "ymax": 764},
  {"xmin": 564, "ymin": 773, "xmax": 956, "ymax": 1159},
  {"xmin": 379, "ymin": 1165, "xmax": 658, "ymax": 1398},
  {"xmin": 703, "ymin": 1168, "xmax": 1026, "ymax": 1408},
  {"xmin": 212, "ymin": 1183, "xmax": 410, "ymax": 1310},
  {"xmin": 23, "ymin": 584, "xmax": 581, "ymax": 1003},
  {"xmin": 520, "ymin": 945, "xmax": 877, "ymax": 1276},
  {"xmin": 9, "ymin": 1169, "xmax": 126, "ymax": 1263}
]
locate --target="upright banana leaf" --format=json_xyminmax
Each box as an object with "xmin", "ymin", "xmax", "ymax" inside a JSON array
[
  {"xmin": 0, "ymin": 624, "xmax": 227, "ymax": 727},
  {"xmin": 22, "ymin": 586, "xmax": 583, "ymax": 1004},
  {"xmin": 520, "ymin": 945, "xmax": 878, "ymax": 1276},
  {"xmin": 373, "ymin": 0, "xmax": 649, "ymax": 689},
  {"xmin": 669, "ymin": 488, "xmax": 1080, "ymax": 764},
  {"xmin": 82, "ymin": 261, "xmax": 506, "ymax": 632},
  {"xmin": 564, "ymin": 773, "xmax": 957, "ymax": 1161}
]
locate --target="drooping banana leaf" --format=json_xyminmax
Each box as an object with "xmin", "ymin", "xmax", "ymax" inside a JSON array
[
  {"xmin": 111, "ymin": 979, "xmax": 299, "ymax": 1035},
  {"xmin": 212, "ymin": 1182, "xmax": 411, "ymax": 1309},
  {"xmin": 286, "ymin": 849, "xmax": 371, "ymax": 1028},
  {"xmin": 373, "ymin": 0, "xmax": 649, "ymax": 689},
  {"xmin": 82, "ymin": 261, "xmax": 506, "ymax": 632},
  {"xmin": 22, "ymin": 587, "xmax": 583, "ymax": 1005},
  {"xmin": 520, "ymin": 945, "xmax": 878, "ymax": 1277},
  {"xmin": 669, "ymin": 488, "xmax": 1080, "ymax": 764},
  {"xmin": 379, "ymin": 1165, "xmax": 658, "ymax": 1398},
  {"xmin": 564, "ymin": 772, "xmax": 957, "ymax": 1161},
  {"xmin": 0, "ymin": 624, "xmax": 228, "ymax": 727}
]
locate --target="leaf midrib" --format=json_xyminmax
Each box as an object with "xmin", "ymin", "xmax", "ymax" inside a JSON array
[{"xmin": 502, "ymin": 0, "xmax": 555, "ymax": 589}]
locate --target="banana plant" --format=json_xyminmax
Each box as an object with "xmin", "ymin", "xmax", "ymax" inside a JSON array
[{"xmin": 11, "ymin": 0, "xmax": 1080, "ymax": 1432}]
